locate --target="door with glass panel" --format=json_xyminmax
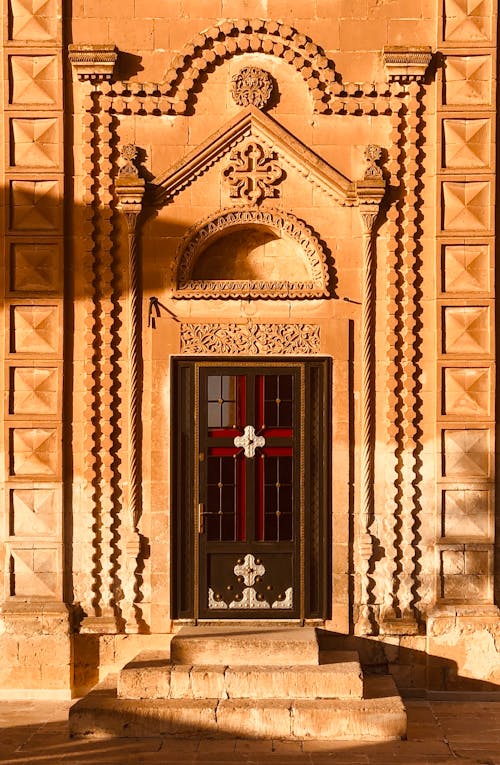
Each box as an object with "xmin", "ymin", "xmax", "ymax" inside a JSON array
[{"xmin": 172, "ymin": 359, "xmax": 330, "ymax": 622}]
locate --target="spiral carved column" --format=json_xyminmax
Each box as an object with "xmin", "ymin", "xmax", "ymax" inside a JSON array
[
  {"xmin": 354, "ymin": 170, "xmax": 385, "ymax": 636},
  {"xmin": 116, "ymin": 146, "xmax": 145, "ymax": 631}
]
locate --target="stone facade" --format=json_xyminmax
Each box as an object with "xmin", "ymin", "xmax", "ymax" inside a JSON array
[{"xmin": 0, "ymin": 0, "xmax": 498, "ymax": 699}]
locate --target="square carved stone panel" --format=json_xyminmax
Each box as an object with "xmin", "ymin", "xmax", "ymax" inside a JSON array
[
  {"xmin": 442, "ymin": 181, "xmax": 490, "ymax": 232},
  {"xmin": 9, "ymin": 54, "xmax": 58, "ymax": 105},
  {"xmin": 10, "ymin": 304, "xmax": 59, "ymax": 354},
  {"xmin": 442, "ymin": 244, "xmax": 490, "ymax": 293},
  {"xmin": 441, "ymin": 487, "xmax": 491, "ymax": 539},
  {"xmin": 9, "ymin": 366, "xmax": 59, "ymax": 416},
  {"xmin": 442, "ymin": 428, "xmax": 490, "ymax": 478},
  {"xmin": 8, "ymin": 427, "xmax": 58, "ymax": 477},
  {"xmin": 8, "ymin": 546, "xmax": 59, "ymax": 598},
  {"xmin": 9, "ymin": 0, "xmax": 59, "ymax": 42},
  {"xmin": 443, "ymin": 55, "xmax": 492, "ymax": 105},
  {"xmin": 442, "ymin": 366, "xmax": 490, "ymax": 416},
  {"xmin": 10, "ymin": 117, "xmax": 60, "ymax": 168},
  {"xmin": 9, "ymin": 242, "xmax": 60, "ymax": 293},
  {"xmin": 439, "ymin": 546, "xmax": 491, "ymax": 601},
  {"xmin": 442, "ymin": 118, "xmax": 490, "ymax": 169},
  {"xmin": 8, "ymin": 487, "xmax": 59, "ymax": 536},
  {"xmin": 443, "ymin": 0, "xmax": 493, "ymax": 42},
  {"xmin": 10, "ymin": 180, "xmax": 61, "ymax": 231},
  {"xmin": 442, "ymin": 305, "xmax": 490, "ymax": 354}
]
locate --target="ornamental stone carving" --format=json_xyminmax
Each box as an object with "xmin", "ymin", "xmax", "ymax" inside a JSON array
[
  {"xmin": 180, "ymin": 322, "xmax": 321, "ymax": 355},
  {"xmin": 231, "ymin": 66, "xmax": 274, "ymax": 109},
  {"xmin": 223, "ymin": 141, "xmax": 283, "ymax": 204},
  {"xmin": 174, "ymin": 207, "xmax": 329, "ymax": 298}
]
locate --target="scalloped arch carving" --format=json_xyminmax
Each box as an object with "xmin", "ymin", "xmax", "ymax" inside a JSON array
[
  {"xmin": 164, "ymin": 19, "xmax": 337, "ymax": 114},
  {"xmin": 174, "ymin": 207, "xmax": 330, "ymax": 299}
]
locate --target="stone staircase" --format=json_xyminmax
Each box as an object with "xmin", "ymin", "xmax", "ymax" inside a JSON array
[{"xmin": 69, "ymin": 626, "xmax": 407, "ymax": 740}]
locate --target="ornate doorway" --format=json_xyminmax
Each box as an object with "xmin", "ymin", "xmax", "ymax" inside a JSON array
[{"xmin": 172, "ymin": 358, "xmax": 331, "ymax": 622}]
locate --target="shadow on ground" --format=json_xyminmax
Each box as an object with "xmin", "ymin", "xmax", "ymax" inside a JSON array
[{"xmin": 1, "ymin": 697, "xmax": 500, "ymax": 765}]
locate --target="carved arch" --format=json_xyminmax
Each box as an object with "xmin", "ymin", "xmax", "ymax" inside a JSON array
[
  {"xmin": 174, "ymin": 207, "xmax": 330, "ymax": 299},
  {"xmin": 164, "ymin": 19, "xmax": 338, "ymax": 114}
]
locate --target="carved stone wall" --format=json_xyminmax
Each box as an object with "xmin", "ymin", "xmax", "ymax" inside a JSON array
[
  {"xmin": 0, "ymin": 0, "xmax": 497, "ymax": 696},
  {"xmin": 0, "ymin": 0, "xmax": 70, "ymax": 695}
]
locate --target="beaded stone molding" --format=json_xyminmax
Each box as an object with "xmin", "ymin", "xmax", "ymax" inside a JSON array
[{"xmin": 174, "ymin": 207, "xmax": 330, "ymax": 298}]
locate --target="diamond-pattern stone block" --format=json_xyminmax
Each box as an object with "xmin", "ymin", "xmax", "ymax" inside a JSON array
[
  {"xmin": 443, "ymin": 305, "xmax": 490, "ymax": 354},
  {"xmin": 10, "ymin": 242, "xmax": 60, "ymax": 293},
  {"xmin": 8, "ymin": 547, "xmax": 58, "ymax": 597},
  {"xmin": 9, "ymin": 487, "xmax": 58, "ymax": 536},
  {"xmin": 9, "ymin": 427, "xmax": 58, "ymax": 477},
  {"xmin": 444, "ymin": 55, "xmax": 491, "ymax": 105},
  {"xmin": 442, "ymin": 488, "xmax": 490, "ymax": 538},
  {"xmin": 440, "ymin": 548, "xmax": 490, "ymax": 600},
  {"xmin": 442, "ymin": 181, "xmax": 490, "ymax": 231},
  {"xmin": 443, "ymin": 244, "xmax": 490, "ymax": 293},
  {"xmin": 442, "ymin": 428, "xmax": 490, "ymax": 477},
  {"xmin": 10, "ymin": 180, "xmax": 60, "ymax": 231},
  {"xmin": 10, "ymin": 366, "xmax": 59, "ymax": 415},
  {"xmin": 442, "ymin": 118, "xmax": 490, "ymax": 169},
  {"xmin": 443, "ymin": 367, "xmax": 490, "ymax": 416},
  {"xmin": 9, "ymin": 54, "xmax": 58, "ymax": 105},
  {"xmin": 444, "ymin": 0, "xmax": 492, "ymax": 42},
  {"xmin": 11, "ymin": 117, "xmax": 59, "ymax": 168},
  {"xmin": 9, "ymin": 0, "xmax": 58, "ymax": 41},
  {"xmin": 10, "ymin": 305, "xmax": 59, "ymax": 354}
]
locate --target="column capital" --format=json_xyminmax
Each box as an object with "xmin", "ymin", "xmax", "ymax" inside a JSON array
[
  {"xmin": 69, "ymin": 44, "xmax": 118, "ymax": 83},
  {"xmin": 383, "ymin": 46, "xmax": 433, "ymax": 83},
  {"xmin": 116, "ymin": 144, "xmax": 146, "ymax": 230},
  {"xmin": 355, "ymin": 178, "xmax": 386, "ymax": 234}
]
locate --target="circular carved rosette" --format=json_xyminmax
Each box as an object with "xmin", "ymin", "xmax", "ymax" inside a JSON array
[{"xmin": 231, "ymin": 66, "xmax": 274, "ymax": 109}]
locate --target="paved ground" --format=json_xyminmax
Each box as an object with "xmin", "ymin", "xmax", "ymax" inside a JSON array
[{"xmin": 0, "ymin": 698, "xmax": 499, "ymax": 764}]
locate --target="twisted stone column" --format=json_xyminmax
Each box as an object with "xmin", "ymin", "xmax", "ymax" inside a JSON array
[
  {"xmin": 354, "ymin": 175, "xmax": 385, "ymax": 636},
  {"xmin": 116, "ymin": 148, "xmax": 145, "ymax": 631}
]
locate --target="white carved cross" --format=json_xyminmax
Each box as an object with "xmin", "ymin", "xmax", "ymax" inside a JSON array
[
  {"xmin": 233, "ymin": 553, "xmax": 266, "ymax": 587},
  {"xmin": 234, "ymin": 425, "xmax": 265, "ymax": 458}
]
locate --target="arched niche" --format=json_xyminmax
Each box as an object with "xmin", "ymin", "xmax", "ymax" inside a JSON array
[{"xmin": 174, "ymin": 207, "xmax": 330, "ymax": 299}]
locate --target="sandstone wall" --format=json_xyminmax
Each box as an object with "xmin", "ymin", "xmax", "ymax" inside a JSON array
[{"xmin": 0, "ymin": 0, "xmax": 498, "ymax": 697}]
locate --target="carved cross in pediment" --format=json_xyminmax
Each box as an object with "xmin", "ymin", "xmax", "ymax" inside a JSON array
[{"xmin": 223, "ymin": 141, "xmax": 283, "ymax": 204}]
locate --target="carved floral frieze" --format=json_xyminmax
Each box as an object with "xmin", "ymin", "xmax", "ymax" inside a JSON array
[{"xmin": 180, "ymin": 322, "xmax": 321, "ymax": 355}]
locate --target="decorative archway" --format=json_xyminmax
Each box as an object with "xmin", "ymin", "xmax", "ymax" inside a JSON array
[
  {"xmin": 173, "ymin": 206, "xmax": 330, "ymax": 298},
  {"xmin": 162, "ymin": 19, "xmax": 338, "ymax": 113}
]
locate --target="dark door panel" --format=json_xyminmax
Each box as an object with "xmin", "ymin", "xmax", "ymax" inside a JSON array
[{"xmin": 172, "ymin": 358, "xmax": 331, "ymax": 622}]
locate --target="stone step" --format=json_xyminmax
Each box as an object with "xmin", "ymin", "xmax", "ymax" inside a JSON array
[
  {"xmin": 117, "ymin": 650, "xmax": 363, "ymax": 700},
  {"xmin": 69, "ymin": 674, "xmax": 406, "ymax": 740},
  {"xmin": 170, "ymin": 625, "xmax": 320, "ymax": 666}
]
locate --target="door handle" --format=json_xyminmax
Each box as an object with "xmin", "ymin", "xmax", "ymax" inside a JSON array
[{"xmin": 198, "ymin": 503, "xmax": 205, "ymax": 534}]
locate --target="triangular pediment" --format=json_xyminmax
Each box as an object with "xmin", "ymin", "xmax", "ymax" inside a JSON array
[{"xmin": 152, "ymin": 106, "xmax": 356, "ymax": 205}]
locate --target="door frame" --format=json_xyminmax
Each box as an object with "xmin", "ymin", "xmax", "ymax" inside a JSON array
[{"xmin": 171, "ymin": 356, "xmax": 332, "ymax": 623}]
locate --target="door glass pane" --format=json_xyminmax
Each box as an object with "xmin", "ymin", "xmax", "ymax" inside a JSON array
[
  {"xmin": 256, "ymin": 453, "xmax": 293, "ymax": 541},
  {"xmin": 207, "ymin": 375, "xmax": 241, "ymax": 428},
  {"xmin": 258, "ymin": 374, "xmax": 294, "ymax": 429},
  {"xmin": 205, "ymin": 453, "xmax": 245, "ymax": 541}
]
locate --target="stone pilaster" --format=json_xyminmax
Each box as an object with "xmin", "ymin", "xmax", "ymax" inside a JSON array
[
  {"xmin": 354, "ymin": 168, "xmax": 385, "ymax": 636},
  {"xmin": 116, "ymin": 147, "xmax": 146, "ymax": 632}
]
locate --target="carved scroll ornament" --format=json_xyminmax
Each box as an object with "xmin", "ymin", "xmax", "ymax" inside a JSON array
[{"xmin": 180, "ymin": 322, "xmax": 320, "ymax": 355}]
